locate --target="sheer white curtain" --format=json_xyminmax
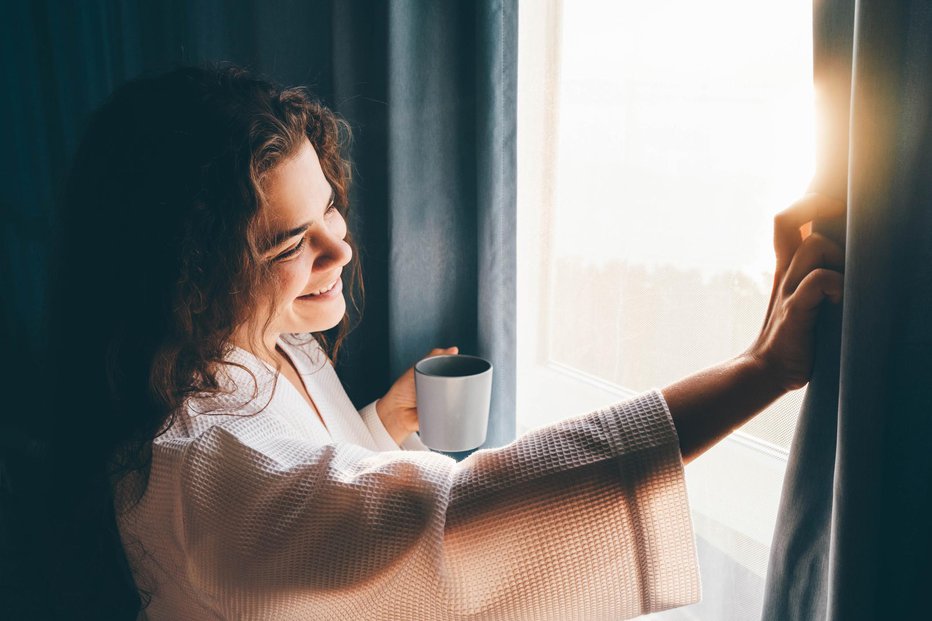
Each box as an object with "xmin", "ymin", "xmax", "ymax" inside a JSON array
[{"xmin": 518, "ymin": 1, "xmax": 816, "ymax": 618}]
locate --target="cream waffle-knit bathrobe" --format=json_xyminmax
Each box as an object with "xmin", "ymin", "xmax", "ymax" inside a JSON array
[{"xmin": 114, "ymin": 335, "xmax": 701, "ymax": 620}]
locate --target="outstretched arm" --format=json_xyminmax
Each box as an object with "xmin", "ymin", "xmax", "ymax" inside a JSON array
[
  {"xmin": 663, "ymin": 193, "xmax": 846, "ymax": 464},
  {"xmin": 165, "ymin": 389, "xmax": 697, "ymax": 620}
]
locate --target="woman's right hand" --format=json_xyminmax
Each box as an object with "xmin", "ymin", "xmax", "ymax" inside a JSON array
[{"xmin": 377, "ymin": 346, "xmax": 459, "ymax": 445}]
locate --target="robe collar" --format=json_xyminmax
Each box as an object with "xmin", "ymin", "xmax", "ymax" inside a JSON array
[{"xmin": 220, "ymin": 334, "xmax": 370, "ymax": 447}]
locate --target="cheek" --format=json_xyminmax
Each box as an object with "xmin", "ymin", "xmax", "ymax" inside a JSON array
[{"xmin": 276, "ymin": 258, "xmax": 311, "ymax": 301}]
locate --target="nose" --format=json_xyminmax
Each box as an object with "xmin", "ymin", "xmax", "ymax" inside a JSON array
[{"xmin": 312, "ymin": 226, "xmax": 353, "ymax": 272}]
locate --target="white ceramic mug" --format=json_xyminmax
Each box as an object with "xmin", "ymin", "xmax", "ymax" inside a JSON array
[{"xmin": 414, "ymin": 354, "xmax": 493, "ymax": 452}]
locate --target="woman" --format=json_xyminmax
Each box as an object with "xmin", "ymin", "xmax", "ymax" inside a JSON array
[{"xmin": 45, "ymin": 63, "xmax": 844, "ymax": 620}]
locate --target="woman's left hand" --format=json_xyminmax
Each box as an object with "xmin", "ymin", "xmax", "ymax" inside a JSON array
[
  {"xmin": 377, "ymin": 346, "xmax": 459, "ymax": 445},
  {"xmin": 745, "ymin": 193, "xmax": 846, "ymax": 392}
]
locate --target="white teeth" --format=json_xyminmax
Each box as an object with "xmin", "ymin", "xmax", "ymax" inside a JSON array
[{"xmin": 309, "ymin": 279, "xmax": 336, "ymax": 296}]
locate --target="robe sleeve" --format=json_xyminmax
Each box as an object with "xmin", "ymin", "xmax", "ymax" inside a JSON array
[
  {"xmin": 358, "ymin": 399, "xmax": 432, "ymax": 452},
  {"xmin": 172, "ymin": 389, "xmax": 700, "ymax": 620}
]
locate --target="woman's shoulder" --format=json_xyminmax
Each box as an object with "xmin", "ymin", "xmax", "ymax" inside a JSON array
[
  {"xmin": 155, "ymin": 346, "xmax": 290, "ymax": 444},
  {"xmin": 151, "ymin": 335, "xmax": 333, "ymax": 450}
]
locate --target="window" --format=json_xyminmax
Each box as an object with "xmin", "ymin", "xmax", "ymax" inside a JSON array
[{"xmin": 517, "ymin": 1, "xmax": 814, "ymax": 618}]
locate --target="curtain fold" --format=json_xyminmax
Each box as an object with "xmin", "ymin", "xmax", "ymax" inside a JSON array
[
  {"xmin": 332, "ymin": 0, "xmax": 517, "ymax": 454},
  {"xmin": 762, "ymin": 0, "xmax": 932, "ymax": 619}
]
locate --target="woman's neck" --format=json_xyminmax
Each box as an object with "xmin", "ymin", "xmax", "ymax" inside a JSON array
[{"xmin": 229, "ymin": 326, "xmax": 280, "ymax": 366}]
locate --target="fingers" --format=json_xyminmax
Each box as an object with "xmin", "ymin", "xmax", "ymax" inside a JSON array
[
  {"xmin": 425, "ymin": 346, "xmax": 459, "ymax": 358},
  {"xmin": 787, "ymin": 268, "xmax": 844, "ymax": 313},
  {"xmin": 782, "ymin": 232, "xmax": 845, "ymax": 295},
  {"xmin": 774, "ymin": 193, "xmax": 845, "ymax": 277}
]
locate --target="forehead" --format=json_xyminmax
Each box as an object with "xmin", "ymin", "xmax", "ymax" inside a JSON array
[{"xmin": 262, "ymin": 137, "xmax": 331, "ymax": 226}]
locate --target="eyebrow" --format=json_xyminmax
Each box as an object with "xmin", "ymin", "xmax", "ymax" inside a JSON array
[{"xmin": 262, "ymin": 187, "xmax": 335, "ymax": 253}]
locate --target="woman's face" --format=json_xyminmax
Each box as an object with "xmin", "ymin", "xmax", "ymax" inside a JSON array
[{"xmin": 250, "ymin": 137, "xmax": 352, "ymax": 347}]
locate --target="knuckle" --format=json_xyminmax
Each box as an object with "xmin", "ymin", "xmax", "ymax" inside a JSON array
[
  {"xmin": 808, "ymin": 233, "xmax": 840, "ymax": 256},
  {"xmin": 813, "ymin": 267, "xmax": 838, "ymax": 281},
  {"xmin": 783, "ymin": 295, "xmax": 802, "ymax": 315},
  {"xmin": 799, "ymin": 234, "xmax": 829, "ymax": 257},
  {"xmin": 802, "ymin": 268, "xmax": 843, "ymax": 292},
  {"xmin": 801, "ymin": 267, "xmax": 829, "ymax": 285},
  {"xmin": 802, "ymin": 232, "xmax": 845, "ymax": 258},
  {"xmin": 803, "ymin": 232, "xmax": 827, "ymax": 246}
]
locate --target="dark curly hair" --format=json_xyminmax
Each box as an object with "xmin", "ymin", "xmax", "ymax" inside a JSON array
[{"xmin": 41, "ymin": 62, "xmax": 363, "ymax": 617}]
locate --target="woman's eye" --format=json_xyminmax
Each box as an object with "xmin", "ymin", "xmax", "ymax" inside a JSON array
[
  {"xmin": 272, "ymin": 203, "xmax": 338, "ymax": 262},
  {"xmin": 274, "ymin": 237, "xmax": 305, "ymax": 262}
]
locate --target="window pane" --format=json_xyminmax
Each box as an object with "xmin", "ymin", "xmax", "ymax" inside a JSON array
[
  {"xmin": 518, "ymin": 2, "xmax": 815, "ymax": 619},
  {"xmin": 547, "ymin": 0, "xmax": 814, "ymax": 451}
]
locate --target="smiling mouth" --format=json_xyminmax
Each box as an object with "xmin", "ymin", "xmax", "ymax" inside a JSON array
[
  {"xmin": 298, "ymin": 277, "xmax": 343, "ymax": 300},
  {"xmin": 307, "ymin": 278, "xmax": 338, "ymax": 296}
]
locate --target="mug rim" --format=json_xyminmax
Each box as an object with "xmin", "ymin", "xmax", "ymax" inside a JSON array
[{"xmin": 414, "ymin": 354, "xmax": 493, "ymax": 378}]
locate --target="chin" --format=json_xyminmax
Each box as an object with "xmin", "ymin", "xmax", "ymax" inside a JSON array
[{"xmin": 292, "ymin": 300, "xmax": 346, "ymax": 334}]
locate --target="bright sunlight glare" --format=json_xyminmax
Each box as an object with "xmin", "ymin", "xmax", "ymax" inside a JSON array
[{"xmin": 553, "ymin": 0, "xmax": 815, "ymax": 290}]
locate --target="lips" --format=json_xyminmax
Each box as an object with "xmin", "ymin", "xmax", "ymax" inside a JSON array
[
  {"xmin": 303, "ymin": 274, "xmax": 341, "ymax": 297},
  {"xmin": 298, "ymin": 275, "xmax": 343, "ymax": 301},
  {"xmin": 307, "ymin": 278, "xmax": 338, "ymax": 296}
]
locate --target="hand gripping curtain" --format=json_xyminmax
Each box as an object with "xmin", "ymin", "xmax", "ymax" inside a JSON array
[{"xmin": 762, "ymin": 1, "xmax": 932, "ymax": 619}]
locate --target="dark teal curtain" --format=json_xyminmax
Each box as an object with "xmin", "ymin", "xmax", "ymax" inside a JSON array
[
  {"xmin": 0, "ymin": 0, "xmax": 517, "ymax": 444},
  {"xmin": 763, "ymin": 0, "xmax": 932, "ymax": 618},
  {"xmin": 0, "ymin": 0, "xmax": 516, "ymax": 615},
  {"xmin": 331, "ymin": 1, "xmax": 517, "ymax": 458}
]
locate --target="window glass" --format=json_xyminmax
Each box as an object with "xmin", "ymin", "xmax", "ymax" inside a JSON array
[{"xmin": 518, "ymin": 2, "xmax": 814, "ymax": 618}]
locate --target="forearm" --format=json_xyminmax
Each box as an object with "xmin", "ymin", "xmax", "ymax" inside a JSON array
[{"xmin": 661, "ymin": 354, "xmax": 788, "ymax": 465}]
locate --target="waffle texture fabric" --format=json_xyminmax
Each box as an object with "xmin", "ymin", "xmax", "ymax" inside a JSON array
[{"xmin": 114, "ymin": 334, "xmax": 701, "ymax": 620}]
